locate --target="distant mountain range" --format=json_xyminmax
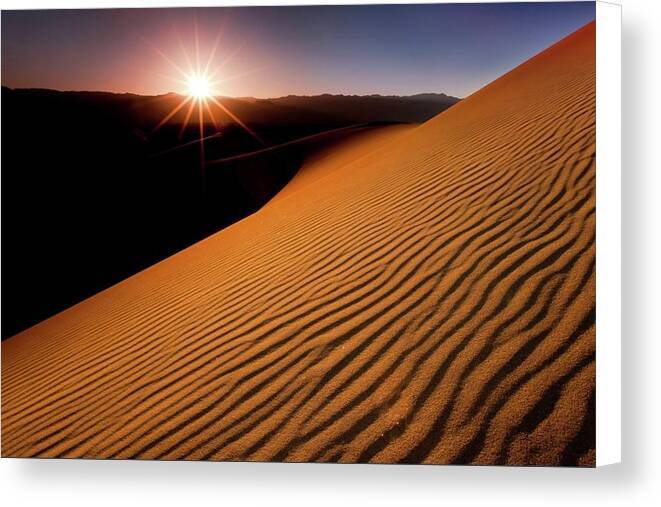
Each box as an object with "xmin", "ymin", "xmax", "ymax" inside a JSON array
[
  {"xmin": 1, "ymin": 87, "xmax": 460, "ymax": 127},
  {"xmin": 262, "ymin": 92, "xmax": 460, "ymax": 123}
]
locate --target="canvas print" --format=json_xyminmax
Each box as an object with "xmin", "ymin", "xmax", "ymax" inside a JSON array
[{"xmin": 1, "ymin": 2, "xmax": 596, "ymax": 466}]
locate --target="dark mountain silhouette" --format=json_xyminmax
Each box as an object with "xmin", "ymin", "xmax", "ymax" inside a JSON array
[
  {"xmin": 0, "ymin": 87, "xmax": 459, "ymax": 127},
  {"xmin": 268, "ymin": 93, "xmax": 459, "ymax": 123}
]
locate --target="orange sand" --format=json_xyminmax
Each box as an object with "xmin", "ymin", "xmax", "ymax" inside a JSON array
[{"xmin": 1, "ymin": 22, "xmax": 596, "ymax": 466}]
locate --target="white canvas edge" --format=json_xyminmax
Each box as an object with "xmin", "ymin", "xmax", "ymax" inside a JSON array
[{"xmin": 596, "ymin": 0, "xmax": 622, "ymax": 467}]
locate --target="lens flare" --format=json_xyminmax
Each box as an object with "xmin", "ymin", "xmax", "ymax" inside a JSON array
[{"xmin": 146, "ymin": 19, "xmax": 266, "ymax": 191}]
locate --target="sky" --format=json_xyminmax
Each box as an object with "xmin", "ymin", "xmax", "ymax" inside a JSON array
[{"xmin": 1, "ymin": 2, "xmax": 595, "ymax": 98}]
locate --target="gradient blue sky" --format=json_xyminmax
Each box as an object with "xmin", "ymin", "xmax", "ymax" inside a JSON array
[{"xmin": 1, "ymin": 2, "xmax": 595, "ymax": 98}]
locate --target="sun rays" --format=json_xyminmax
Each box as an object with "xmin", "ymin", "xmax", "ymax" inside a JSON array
[{"xmin": 146, "ymin": 21, "xmax": 265, "ymax": 188}]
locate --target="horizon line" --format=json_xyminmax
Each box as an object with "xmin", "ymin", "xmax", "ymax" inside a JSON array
[{"xmin": 0, "ymin": 85, "xmax": 463, "ymax": 101}]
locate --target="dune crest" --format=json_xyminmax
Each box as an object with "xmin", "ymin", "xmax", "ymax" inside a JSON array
[{"xmin": 1, "ymin": 22, "xmax": 596, "ymax": 466}]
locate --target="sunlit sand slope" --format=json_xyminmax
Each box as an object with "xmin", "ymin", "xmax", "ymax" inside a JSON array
[
  {"xmin": 1, "ymin": 22, "xmax": 596, "ymax": 466},
  {"xmin": 272, "ymin": 123, "xmax": 415, "ymax": 202}
]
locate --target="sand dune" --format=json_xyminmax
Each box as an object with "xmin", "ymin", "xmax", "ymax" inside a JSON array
[
  {"xmin": 270, "ymin": 124, "xmax": 415, "ymax": 202},
  {"xmin": 1, "ymin": 22, "xmax": 595, "ymax": 466}
]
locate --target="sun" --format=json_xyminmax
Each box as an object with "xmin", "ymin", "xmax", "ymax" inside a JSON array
[
  {"xmin": 186, "ymin": 74, "xmax": 211, "ymax": 99},
  {"xmin": 146, "ymin": 24, "xmax": 266, "ymax": 188}
]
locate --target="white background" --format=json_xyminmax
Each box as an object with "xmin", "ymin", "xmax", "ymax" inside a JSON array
[{"xmin": 1, "ymin": 0, "xmax": 658, "ymax": 505}]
